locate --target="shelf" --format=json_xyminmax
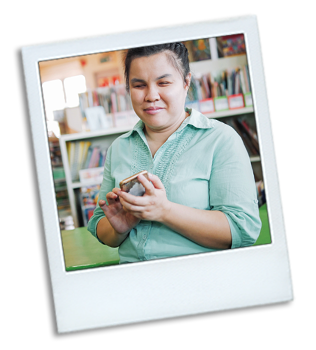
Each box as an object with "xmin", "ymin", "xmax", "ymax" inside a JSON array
[
  {"xmin": 59, "ymin": 124, "xmax": 133, "ymax": 142},
  {"xmin": 205, "ymin": 106, "xmax": 254, "ymax": 119},
  {"xmin": 55, "ymin": 186, "xmax": 67, "ymax": 191},
  {"xmin": 250, "ymin": 156, "xmax": 261, "ymax": 162},
  {"xmin": 189, "ymin": 55, "xmax": 248, "ymax": 76},
  {"xmin": 72, "ymin": 181, "xmax": 102, "ymax": 189},
  {"xmin": 54, "ymin": 177, "xmax": 66, "ymax": 183}
]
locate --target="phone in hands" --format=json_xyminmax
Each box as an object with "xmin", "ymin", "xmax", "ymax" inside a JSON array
[{"xmin": 119, "ymin": 170, "xmax": 149, "ymax": 196}]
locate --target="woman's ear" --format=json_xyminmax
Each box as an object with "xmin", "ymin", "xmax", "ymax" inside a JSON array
[{"xmin": 184, "ymin": 72, "xmax": 191, "ymax": 91}]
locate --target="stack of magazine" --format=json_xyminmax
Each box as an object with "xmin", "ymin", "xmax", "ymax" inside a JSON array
[{"xmin": 80, "ymin": 185, "xmax": 101, "ymax": 226}]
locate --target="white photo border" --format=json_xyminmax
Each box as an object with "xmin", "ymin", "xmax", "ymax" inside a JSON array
[{"xmin": 22, "ymin": 15, "xmax": 293, "ymax": 333}]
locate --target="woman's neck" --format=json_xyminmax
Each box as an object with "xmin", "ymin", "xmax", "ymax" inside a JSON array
[{"xmin": 144, "ymin": 110, "xmax": 189, "ymax": 157}]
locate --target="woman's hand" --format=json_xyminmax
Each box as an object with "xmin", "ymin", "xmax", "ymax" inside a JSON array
[
  {"xmin": 98, "ymin": 191, "xmax": 140, "ymax": 235},
  {"xmin": 112, "ymin": 173, "xmax": 171, "ymax": 222}
]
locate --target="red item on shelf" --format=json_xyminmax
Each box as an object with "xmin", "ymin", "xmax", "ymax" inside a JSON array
[{"xmin": 228, "ymin": 94, "xmax": 245, "ymax": 109}]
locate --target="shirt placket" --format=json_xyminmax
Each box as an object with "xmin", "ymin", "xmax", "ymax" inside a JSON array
[{"xmin": 135, "ymin": 132, "xmax": 175, "ymax": 261}]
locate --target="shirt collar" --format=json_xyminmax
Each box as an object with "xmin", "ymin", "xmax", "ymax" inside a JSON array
[{"xmin": 120, "ymin": 108, "xmax": 214, "ymax": 139}]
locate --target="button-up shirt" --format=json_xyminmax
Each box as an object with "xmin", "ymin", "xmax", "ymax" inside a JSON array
[{"xmin": 87, "ymin": 108, "xmax": 262, "ymax": 263}]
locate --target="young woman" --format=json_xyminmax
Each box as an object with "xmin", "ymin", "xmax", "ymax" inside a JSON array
[{"xmin": 87, "ymin": 42, "xmax": 261, "ymax": 263}]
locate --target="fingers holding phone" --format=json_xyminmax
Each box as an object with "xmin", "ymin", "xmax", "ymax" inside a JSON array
[{"xmin": 119, "ymin": 170, "xmax": 149, "ymax": 196}]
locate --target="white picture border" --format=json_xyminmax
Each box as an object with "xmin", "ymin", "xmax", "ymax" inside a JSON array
[{"xmin": 22, "ymin": 15, "xmax": 292, "ymax": 333}]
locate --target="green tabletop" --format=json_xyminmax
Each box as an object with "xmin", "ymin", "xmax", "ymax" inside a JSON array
[
  {"xmin": 61, "ymin": 227, "xmax": 120, "ymax": 271},
  {"xmin": 61, "ymin": 203, "xmax": 271, "ymax": 271},
  {"xmin": 254, "ymin": 203, "xmax": 271, "ymax": 246}
]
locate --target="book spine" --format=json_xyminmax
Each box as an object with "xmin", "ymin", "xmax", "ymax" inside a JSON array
[
  {"xmin": 228, "ymin": 119, "xmax": 253, "ymax": 156},
  {"xmin": 70, "ymin": 141, "xmax": 80, "ymax": 181},
  {"xmin": 235, "ymin": 72, "xmax": 240, "ymax": 95},
  {"xmin": 88, "ymin": 90, "xmax": 93, "ymax": 107},
  {"xmin": 202, "ymin": 75, "xmax": 210, "ymax": 98},
  {"xmin": 245, "ymin": 65, "xmax": 251, "ymax": 92},
  {"xmin": 88, "ymin": 147, "xmax": 101, "ymax": 168},
  {"xmin": 98, "ymin": 154, "xmax": 102, "ymax": 167},
  {"xmin": 101, "ymin": 149, "xmax": 107, "ymax": 167},
  {"xmin": 239, "ymin": 68, "xmax": 247, "ymax": 94},
  {"xmin": 239, "ymin": 119, "xmax": 260, "ymax": 153},
  {"xmin": 111, "ymin": 92, "xmax": 117, "ymax": 113},
  {"xmin": 234, "ymin": 119, "xmax": 258, "ymax": 155},
  {"xmin": 243, "ymin": 66, "xmax": 250, "ymax": 93},
  {"xmin": 231, "ymin": 70, "xmax": 236, "ymax": 95},
  {"xmin": 84, "ymin": 146, "xmax": 93, "ymax": 169}
]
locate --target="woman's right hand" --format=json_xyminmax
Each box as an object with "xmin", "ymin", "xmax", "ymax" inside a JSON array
[{"xmin": 98, "ymin": 189, "xmax": 140, "ymax": 235}]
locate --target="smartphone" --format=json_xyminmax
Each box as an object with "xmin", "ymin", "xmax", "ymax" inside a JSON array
[{"xmin": 119, "ymin": 170, "xmax": 149, "ymax": 196}]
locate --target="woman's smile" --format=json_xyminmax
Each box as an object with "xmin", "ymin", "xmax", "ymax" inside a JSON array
[{"xmin": 143, "ymin": 106, "xmax": 165, "ymax": 115}]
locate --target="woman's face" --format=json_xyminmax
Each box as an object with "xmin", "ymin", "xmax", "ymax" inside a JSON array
[{"xmin": 128, "ymin": 52, "xmax": 191, "ymax": 131}]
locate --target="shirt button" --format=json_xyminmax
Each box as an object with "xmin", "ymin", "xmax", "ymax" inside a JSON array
[{"xmin": 143, "ymin": 235, "xmax": 147, "ymax": 240}]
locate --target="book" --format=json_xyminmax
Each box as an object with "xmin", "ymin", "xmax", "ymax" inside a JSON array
[
  {"xmin": 98, "ymin": 148, "xmax": 107, "ymax": 167},
  {"xmin": 225, "ymin": 118, "xmax": 256, "ymax": 157},
  {"xmin": 201, "ymin": 74, "xmax": 211, "ymax": 98},
  {"xmin": 244, "ymin": 65, "xmax": 251, "ymax": 92},
  {"xmin": 82, "ymin": 207, "xmax": 96, "ymax": 226},
  {"xmin": 84, "ymin": 146, "xmax": 93, "ymax": 169},
  {"xmin": 238, "ymin": 118, "xmax": 259, "ymax": 153},
  {"xmin": 74, "ymin": 141, "xmax": 85, "ymax": 177},
  {"xmin": 242, "ymin": 66, "xmax": 249, "ymax": 93},
  {"xmin": 67, "ymin": 142, "xmax": 73, "ymax": 169},
  {"xmin": 239, "ymin": 68, "xmax": 247, "ymax": 94},
  {"xmin": 79, "ymin": 141, "xmax": 91, "ymax": 171},
  {"xmin": 67, "ymin": 141, "xmax": 105, "ymax": 181},
  {"xmin": 111, "ymin": 92, "xmax": 117, "ymax": 114},
  {"xmin": 81, "ymin": 185, "xmax": 100, "ymax": 206},
  {"xmin": 233, "ymin": 119, "xmax": 259, "ymax": 156},
  {"xmin": 80, "ymin": 184, "xmax": 101, "ymax": 226},
  {"xmin": 70, "ymin": 142, "xmax": 82, "ymax": 181},
  {"xmin": 88, "ymin": 147, "xmax": 101, "ymax": 168},
  {"xmin": 255, "ymin": 180, "xmax": 266, "ymax": 207}
]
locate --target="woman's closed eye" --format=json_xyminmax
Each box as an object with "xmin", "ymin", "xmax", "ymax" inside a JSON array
[{"xmin": 133, "ymin": 82, "xmax": 170, "ymax": 88}]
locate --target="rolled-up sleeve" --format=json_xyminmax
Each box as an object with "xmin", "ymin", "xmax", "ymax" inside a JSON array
[
  {"xmin": 209, "ymin": 124, "xmax": 262, "ymax": 248},
  {"xmin": 87, "ymin": 145, "xmax": 115, "ymax": 241}
]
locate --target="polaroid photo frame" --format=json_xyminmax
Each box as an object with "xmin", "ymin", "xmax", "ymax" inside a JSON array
[{"xmin": 22, "ymin": 15, "xmax": 293, "ymax": 333}]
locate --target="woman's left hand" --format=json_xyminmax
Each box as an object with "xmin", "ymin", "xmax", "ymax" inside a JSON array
[{"xmin": 112, "ymin": 173, "xmax": 171, "ymax": 222}]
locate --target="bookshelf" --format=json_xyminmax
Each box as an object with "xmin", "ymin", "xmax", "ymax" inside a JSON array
[{"xmin": 49, "ymin": 138, "xmax": 74, "ymax": 229}]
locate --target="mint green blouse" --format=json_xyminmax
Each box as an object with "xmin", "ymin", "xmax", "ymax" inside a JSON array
[{"xmin": 87, "ymin": 108, "xmax": 262, "ymax": 263}]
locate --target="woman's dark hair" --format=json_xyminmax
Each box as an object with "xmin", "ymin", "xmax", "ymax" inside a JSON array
[{"xmin": 124, "ymin": 42, "xmax": 190, "ymax": 93}]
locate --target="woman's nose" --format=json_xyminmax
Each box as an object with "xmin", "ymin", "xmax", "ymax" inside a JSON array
[{"xmin": 145, "ymin": 85, "xmax": 160, "ymax": 102}]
